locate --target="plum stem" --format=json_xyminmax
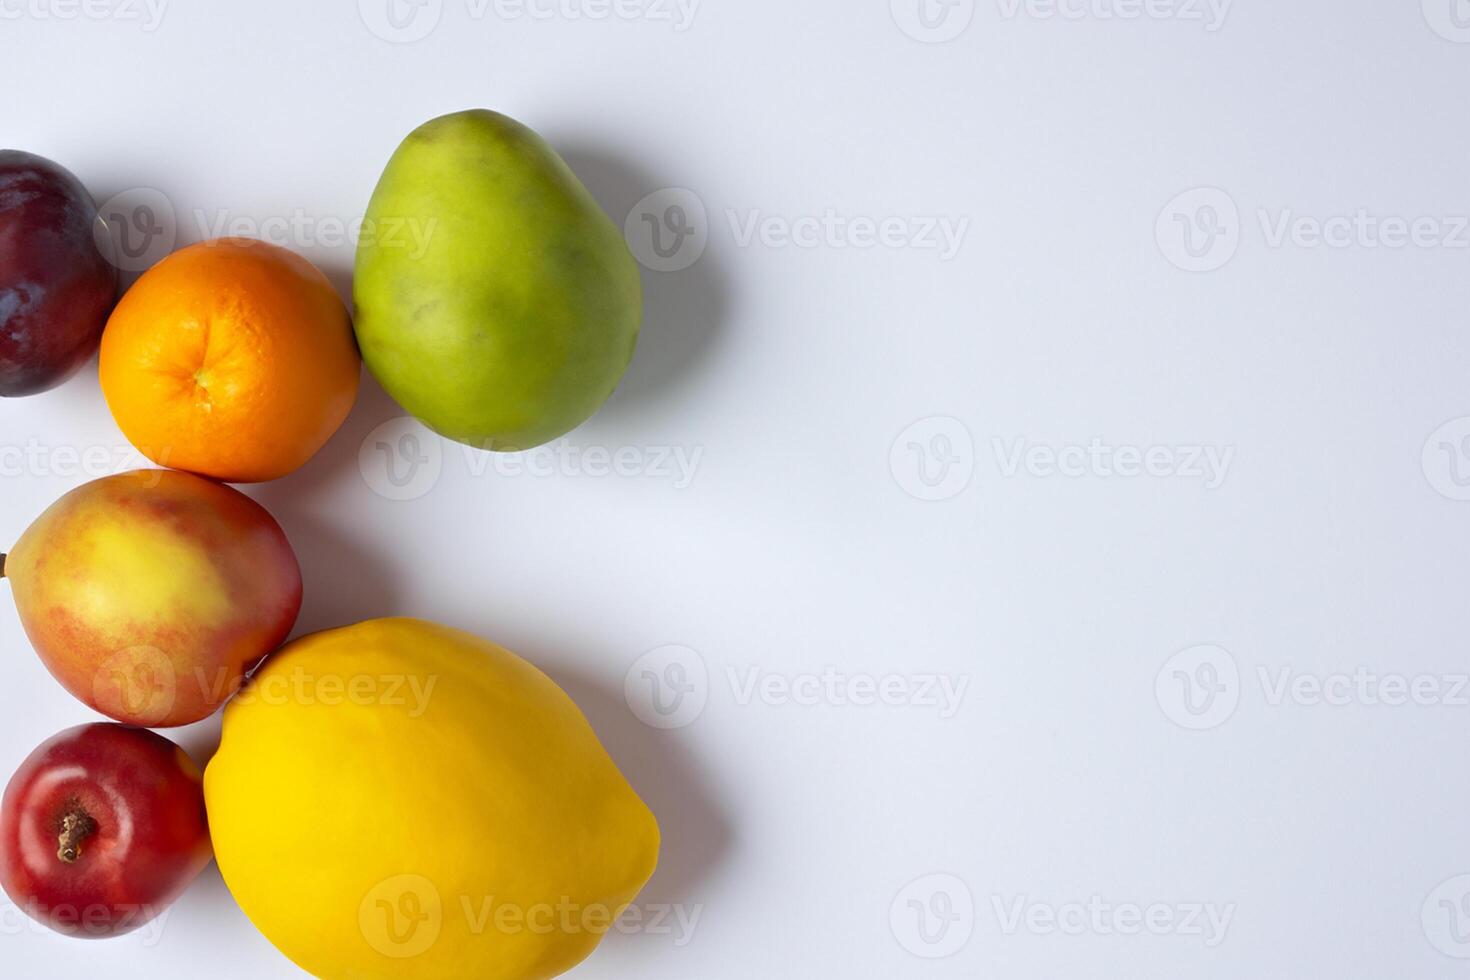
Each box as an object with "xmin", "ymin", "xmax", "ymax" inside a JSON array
[{"xmin": 57, "ymin": 810, "xmax": 95, "ymax": 864}]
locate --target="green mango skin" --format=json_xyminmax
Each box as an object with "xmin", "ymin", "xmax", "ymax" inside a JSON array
[{"xmin": 353, "ymin": 110, "xmax": 641, "ymax": 451}]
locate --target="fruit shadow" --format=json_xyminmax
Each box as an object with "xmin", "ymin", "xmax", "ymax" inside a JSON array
[
  {"xmin": 311, "ymin": 251, "xmax": 356, "ymax": 310},
  {"xmin": 486, "ymin": 629, "xmax": 733, "ymax": 912},
  {"xmin": 245, "ymin": 373, "xmax": 408, "ymax": 639},
  {"xmin": 552, "ymin": 665, "xmax": 733, "ymax": 911},
  {"xmin": 553, "ymin": 142, "xmax": 730, "ymax": 431}
]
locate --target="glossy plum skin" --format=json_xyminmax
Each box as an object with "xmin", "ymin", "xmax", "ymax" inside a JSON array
[
  {"xmin": 0, "ymin": 723, "xmax": 212, "ymax": 938},
  {"xmin": 0, "ymin": 150, "xmax": 117, "ymax": 396}
]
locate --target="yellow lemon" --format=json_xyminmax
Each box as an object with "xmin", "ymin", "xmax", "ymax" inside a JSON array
[{"xmin": 204, "ymin": 618, "xmax": 659, "ymax": 979}]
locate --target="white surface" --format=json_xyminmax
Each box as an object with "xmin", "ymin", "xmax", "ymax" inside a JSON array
[{"xmin": 4, "ymin": 1, "xmax": 1470, "ymax": 977}]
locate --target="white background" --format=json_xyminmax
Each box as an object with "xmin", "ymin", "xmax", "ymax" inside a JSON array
[{"xmin": 4, "ymin": 0, "xmax": 1470, "ymax": 976}]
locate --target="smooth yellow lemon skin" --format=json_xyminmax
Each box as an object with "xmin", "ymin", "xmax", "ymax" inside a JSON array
[{"xmin": 203, "ymin": 618, "xmax": 660, "ymax": 980}]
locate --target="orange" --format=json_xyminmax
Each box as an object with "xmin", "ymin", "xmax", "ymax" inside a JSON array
[{"xmin": 100, "ymin": 238, "xmax": 360, "ymax": 483}]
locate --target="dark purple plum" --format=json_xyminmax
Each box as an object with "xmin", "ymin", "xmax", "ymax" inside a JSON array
[{"xmin": 0, "ymin": 151, "xmax": 117, "ymax": 396}]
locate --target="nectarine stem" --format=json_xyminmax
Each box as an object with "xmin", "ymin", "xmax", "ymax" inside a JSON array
[{"xmin": 57, "ymin": 809, "xmax": 95, "ymax": 864}]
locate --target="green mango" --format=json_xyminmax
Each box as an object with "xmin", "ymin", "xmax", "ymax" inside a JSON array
[{"xmin": 353, "ymin": 110, "xmax": 641, "ymax": 451}]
